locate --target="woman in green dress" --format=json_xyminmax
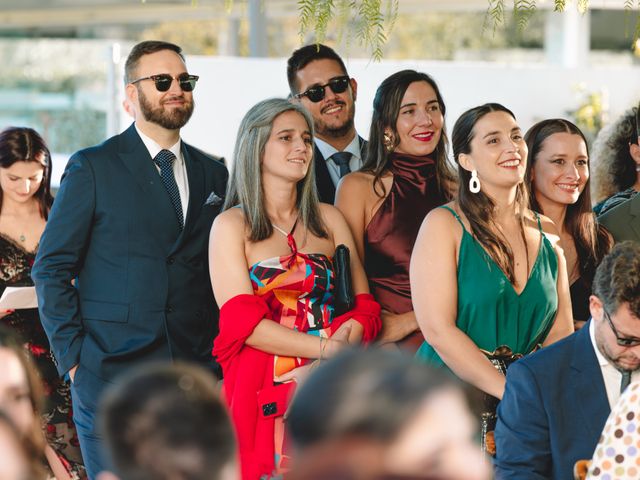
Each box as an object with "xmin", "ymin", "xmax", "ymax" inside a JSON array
[{"xmin": 410, "ymin": 103, "xmax": 573, "ymax": 452}]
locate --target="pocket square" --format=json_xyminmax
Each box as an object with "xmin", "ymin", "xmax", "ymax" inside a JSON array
[{"xmin": 204, "ymin": 191, "xmax": 223, "ymax": 206}]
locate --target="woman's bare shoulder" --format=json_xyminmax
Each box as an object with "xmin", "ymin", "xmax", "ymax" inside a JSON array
[{"xmin": 211, "ymin": 207, "xmax": 247, "ymax": 236}]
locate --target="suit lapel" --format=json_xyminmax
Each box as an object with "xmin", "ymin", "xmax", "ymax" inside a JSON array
[
  {"xmin": 571, "ymin": 322, "xmax": 610, "ymax": 438},
  {"xmin": 118, "ymin": 124, "xmax": 181, "ymax": 240},
  {"xmin": 314, "ymin": 144, "xmax": 336, "ymax": 204}
]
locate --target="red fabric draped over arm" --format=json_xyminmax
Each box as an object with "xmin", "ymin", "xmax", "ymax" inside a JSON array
[{"xmin": 330, "ymin": 293, "xmax": 382, "ymax": 343}]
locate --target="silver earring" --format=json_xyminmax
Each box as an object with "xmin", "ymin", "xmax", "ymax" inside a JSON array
[{"xmin": 469, "ymin": 170, "xmax": 481, "ymax": 193}]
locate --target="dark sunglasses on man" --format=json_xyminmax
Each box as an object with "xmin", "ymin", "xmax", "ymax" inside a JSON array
[
  {"xmin": 294, "ymin": 75, "xmax": 350, "ymax": 103},
  {"xmin": 130, "ymin": 73, "xmax": 199, "ymax": 92}
]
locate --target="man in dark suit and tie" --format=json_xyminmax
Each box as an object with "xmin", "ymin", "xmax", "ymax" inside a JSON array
[
  {"xmin": 287, "ymin": 44, "xmax": 366, "ymax": 203},
  {"xmin": 494, "ymin": 241, "xmax": 640, "ymax": 480},
  {"xmin": 32, "ymin": 40, "xmax": 228, "ymax": 478}
]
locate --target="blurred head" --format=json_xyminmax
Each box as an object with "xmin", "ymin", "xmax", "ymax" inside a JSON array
[
  {"xmin": 124, "ymin": 40, "xmax": 194, "ymax": 131},
  {"xmin": 0, "ymin": 127, "xmax": 53, "ymax": 219},
  {"xmin": 287, "ymin": 44, "xmax": 356, "ymax": 143},
  {"xmin": 525, "ymin": 119, "xmax": 590, "ymax": 211},
  {"xmin": 0, "ymin": 327, "xmax": 43, "ymax": 448},
  {"xmin": 592, "ymin": 105, "xmax": 640, "ymax": 202},
  {"xmin": 287, "ymin": 348, "xmax": 490, "ymax": 480},
  {"xmin": 0, "ymin": 410, "xmax": 43, "ymax": 480},
  {"xmin": 99, "ymin": 362, "xmax": 237, "ymax": 480},
  {"xmin": 223, "ymin": 98, "xmax": 326, "ymax": 242},
  {"xmin": 591, "ymin": 242, "xmax": 640, "ymax": 373}
]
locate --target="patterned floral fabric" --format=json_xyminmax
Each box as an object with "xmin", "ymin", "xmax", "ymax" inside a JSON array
[
  {"xmin": 0, "ymin": 233, "xmax": 86, "ymax": 479},
  {"xmin": 248, "ymin": 230, "xmax": 335, "ymax": 471},
  {"xmin": 588, "ymin": 381, "xmax": 640, "ymax": 479}
]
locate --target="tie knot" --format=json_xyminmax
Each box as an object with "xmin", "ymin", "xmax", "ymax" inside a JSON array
[
  {"xmin": 331, "ymin": 151, "xmax": 352, "ymax": 178},
  {"xmin": 154, "ymin": 149, "xmax": 176, "ymax": 168},
  {"xmin": 332, "ymin": 151, "xmax": 352, "ymax": 166}
]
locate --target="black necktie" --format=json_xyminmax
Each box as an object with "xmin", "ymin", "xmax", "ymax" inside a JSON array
[
  {"xmin": 154, "ymin": 150, "xmax": 184, "ymax": 229},
  {"xmin": 331, "ymin": 151, "xmax": 352, "ymax": 178},
  {"xmin": 621, "ymin": 370, "xmax": 632, "ymax": 394}
]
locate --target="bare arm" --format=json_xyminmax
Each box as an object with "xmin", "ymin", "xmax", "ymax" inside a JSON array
[
  {"xmin": 410, "ymin": 208, "xmax": 507, "ymax": 399},
  {"xmin": 208, "ymin": 211, "xmax": 344, "ymax": 358},
  {"xmin": 334, "ymin": 173, "xmax": 369, "ymax": 262}
]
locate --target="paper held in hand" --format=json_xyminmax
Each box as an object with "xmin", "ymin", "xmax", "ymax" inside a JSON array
[{"xmin": 0, "ymin": 286, "xmax": 38, "ymax": 310}]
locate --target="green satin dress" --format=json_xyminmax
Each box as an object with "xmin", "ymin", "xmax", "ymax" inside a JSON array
[{"xmin": 416, "ymin": 205, "xmax": 558, "ymax": 365}]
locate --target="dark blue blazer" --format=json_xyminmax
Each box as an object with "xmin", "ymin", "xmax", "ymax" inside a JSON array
[
  {"xmin": 33, "ymin": 124, "xmax": 228, "ymax": 392},
  {"xmin": 494, "ymin": 321, "xmax": 610, "ymax": 480},
  {"xmin": 314, "ymin": 136, "xmax": 367, "ymax": 204}
]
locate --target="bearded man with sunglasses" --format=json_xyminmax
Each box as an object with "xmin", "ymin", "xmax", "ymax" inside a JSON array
[
  {"xmin": 494, "ymin": 241, "xmax": 640, "ymax": 480},
  {"xmin": 33, "ymin": 40, "xmax": 228, "ymax": 478},
  {"xmin": 287, "ymin": 44, "xmax": 366, "ymax": 203}
]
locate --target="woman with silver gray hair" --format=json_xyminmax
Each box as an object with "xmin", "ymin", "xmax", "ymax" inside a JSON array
[{"xmin": 209, "ymin": 98, "xmax": 381, "ymax": 480}]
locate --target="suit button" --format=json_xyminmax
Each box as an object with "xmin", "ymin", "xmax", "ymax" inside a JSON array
[
  {"xmin": 167, "ymin": 257, "xmax": 175, "ymax": 265},
  {"xmin": 165, "ymin": 306, "xmax": 173, "ymax": 313}
]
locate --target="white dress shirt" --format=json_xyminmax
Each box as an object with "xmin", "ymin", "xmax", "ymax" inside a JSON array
[
  {"xmin": 315, "ymin": 134, "xmax": 364, "ymax": 187},
  {"xmin": 135, "ymin": 125, "xmax": 190, "ymax": 221},
  {"xmin": 589, "ymin": 320, "xmax": 639, "ymax": 409}
]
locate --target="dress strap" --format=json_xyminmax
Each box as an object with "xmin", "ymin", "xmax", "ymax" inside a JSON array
[
  {"xmin": 533, "ymin": 211, "xmax": 543, "ymax": 233},
  {"xmin": 272, "ymin": 218, "xmax": 299, "ymax": 258},
  {"xmin": 438, "ymin": 205, "xmax": 466, "ymax": 230}
]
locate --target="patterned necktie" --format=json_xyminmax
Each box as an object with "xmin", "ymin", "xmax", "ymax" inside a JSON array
[
  {"xmin": 621, "ymin": 370, "xmax": 632, "ymax": 394},
  {"xmin": 331, "ymin": 151, "xmax": 352, "ymax": 178},
  {"xmin": 154, "ymin": 149, "xmax": 184, "ymax": 229}
]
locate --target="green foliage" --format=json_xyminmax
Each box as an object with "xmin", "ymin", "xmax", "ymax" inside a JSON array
[
  {"xmin": 623, "ymin": 0, "xmax": 640, "ymax": 42},
  {"xmin": 567, "ymin": 86, "xmax": 604, "ymax": 146},
  {"xmin": 297, "ymin": 0, "xmax": 398, "ymax": 61},
  {"xmin": 514, "ymin": 0, "xmax": 537, "ymax": 31},
  {"xmin": 554, "ymin": 0, "xmax": 566, "ymax": 12}
]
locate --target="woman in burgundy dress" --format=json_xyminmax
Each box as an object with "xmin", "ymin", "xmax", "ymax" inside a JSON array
[
  {"xmin": 336, "ymin": 70, "xmax": 455, "ymax": 350},
  {"xmin": 0, "ymin": 127, "xmax": 85, "ymax": 479}
]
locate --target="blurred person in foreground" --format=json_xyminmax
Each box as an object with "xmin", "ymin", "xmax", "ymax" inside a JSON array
[
  {"xmin": 0, "ymin": 325, "xmax": 72, "ymax": 479},
  {"xmin": 0, "ymin": 409, "xmax": 44, "ymax": 480},
  {"xmin": 32, "ymin": 40, "xmax": 228, "ymax": 476},
  {"xmin": 96, "ymin": 362, "xmax": 237, "ymax": 480},
  {"xmin": 286, "ymin": 348, "xmax": 491, "ymax": 480},
  {"xmin": 495, "ymin": 241, "xmax": 640, "ymax": 480}
]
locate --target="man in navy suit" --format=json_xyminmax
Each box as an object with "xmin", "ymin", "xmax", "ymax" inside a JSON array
[
  {"xmin": 287, "ymin": 44, "xmax": 366, "ymax": 203},
  {"xmin": 494, "ymin": 241, "xmax": 640, "ymax": 480},
  {"xmin": 32, "ymin": 40, "xmax": 228, "ymax": 478}
]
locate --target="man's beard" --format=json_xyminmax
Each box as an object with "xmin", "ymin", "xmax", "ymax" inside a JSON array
[
  {"xmin": 138, "ymin": 88, "xmax": 194, "ymax": 130},
  {"xmin": 314, "ymin": 101, "xmax": 355, "ymax": 139}
]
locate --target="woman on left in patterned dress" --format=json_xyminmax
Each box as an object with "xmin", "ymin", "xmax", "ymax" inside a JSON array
[
  {"xmin": 0, "ymin": 127, "xmax": 85, "ymax": 479},
  {"xmin": 210, "ymin": 98, "xmax": 381, "ymax": 479}
]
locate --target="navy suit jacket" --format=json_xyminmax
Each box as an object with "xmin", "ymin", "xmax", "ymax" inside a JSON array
[
  {"xmin": 494, "ymin": 322, "xmax": 610, "ymax": 480},
  {"xmin": 33, "ymin": 124, "xmax": 228, "ymax": 396},
  {"xmin": 314, "ymin": 136, "xmax": 367, "ymax": 204}
]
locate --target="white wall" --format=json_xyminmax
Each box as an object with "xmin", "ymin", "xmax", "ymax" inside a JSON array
[{"xmin": 164, "ymin": 56, "xmax": 640, "ymax": 164}]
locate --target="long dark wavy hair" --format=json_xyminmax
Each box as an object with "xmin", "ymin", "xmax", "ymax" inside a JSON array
[
  {"xmin": 525, "ymin": 119, "xmax": 612, "ymax": 284},
  {"xmin": 452, "ymin": 103, "xmax": 529, "ymax": 286},
  {"xmin": 363, "ymin": 70, "xmax": 456, "ymax": 198},
  {"xmin": 0, "ymin": 127, "xmax": 53, "ymax": 220}
]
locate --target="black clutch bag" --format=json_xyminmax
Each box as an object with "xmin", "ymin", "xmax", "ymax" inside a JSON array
[
  {"xmin": 333, "ymin": 244, "xmax": 355, "ymax": 316},
  {"xmin": 479, "ymin": 345, "xmax": 523, "ymax": 456}
]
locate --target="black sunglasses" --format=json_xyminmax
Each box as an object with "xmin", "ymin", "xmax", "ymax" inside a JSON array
[
  {"xmin": 130, "ymin": 73, "xmax": 199, "ymax": 92},
  {"xmin": 603, "ymin": 306, "xmax": 640, "ymax": 347},
  {"xmin": 294, "ymin": 76, "xmax": 350, "ymax": 103}
]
